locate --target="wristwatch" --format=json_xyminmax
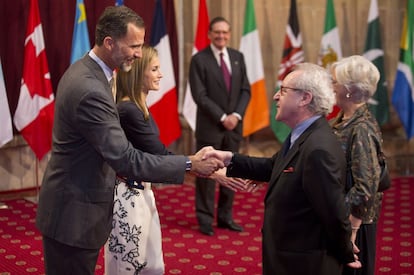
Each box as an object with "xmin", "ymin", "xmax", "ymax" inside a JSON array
[{"xmin": 185, "ymin": 158, "xmax": 192, "ymax": 171}]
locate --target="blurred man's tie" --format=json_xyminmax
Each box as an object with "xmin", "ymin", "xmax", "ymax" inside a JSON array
[
  {"xmin": 109, "ymin": 71, "xmax": 116, "ymax": 102},
  {"xmin": 220, "ymin": 52, "xmax": 231, "ymax": 92}
]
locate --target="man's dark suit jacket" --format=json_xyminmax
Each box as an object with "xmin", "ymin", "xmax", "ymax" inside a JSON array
[
  {"xmin": 189, "ymin": 46, "xmax": 250, "ymax": 145},
  {"xmin": 227, "ymin": 117, "xmax": 355, "ymax": 275},
  {"xmin": 36, "ymin": 55, "xmax": 186, "ymax": 250}
]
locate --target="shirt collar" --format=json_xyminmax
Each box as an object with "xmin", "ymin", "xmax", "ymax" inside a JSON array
[
  {"xmin": 89, "ymin": 50, "xmax": 113, "ymax": 83},
  {"xmin": 210, "ymin": 44, "xmax": 228, "ymax": 59},
  {"xmin": 290, "ymin": 115, "xmax": 322, "ymax": 147}
]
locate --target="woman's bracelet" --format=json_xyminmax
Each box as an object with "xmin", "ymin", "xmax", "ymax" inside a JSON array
[{"xmin": 351, "ymin": 226, "xmax": 360, "ymax": 231}]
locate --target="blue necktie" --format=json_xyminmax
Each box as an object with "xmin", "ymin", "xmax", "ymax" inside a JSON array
[{"xmin": 282, "ymin": 134, "xmax": 291, "ymax": 156}]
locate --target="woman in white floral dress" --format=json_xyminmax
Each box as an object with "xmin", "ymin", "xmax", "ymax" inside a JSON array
[
  {"xmin": 105, "ymin": 45, "xmax": 168, "ymax": 275},
  {"xmin": 104, "ymin": 45, "xmax": 247, "ymax": 275}
]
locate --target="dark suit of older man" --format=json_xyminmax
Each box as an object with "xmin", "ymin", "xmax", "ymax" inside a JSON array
[
  {"xmin": 202, "ymin": 63, "xmax": 359, "ymax": 274},
  {"xmin": 227, "ymin": 117, "xmax": 354, "ymax": 275}
]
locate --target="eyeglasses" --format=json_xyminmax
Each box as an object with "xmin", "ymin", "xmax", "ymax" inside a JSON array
[
  {"xmin": 211, "ymin": 30, "xmax": 230, "ymax": 35},
  {"xmin": 279, "ymin": 85, "xmax": 306, "ymax": 96}
]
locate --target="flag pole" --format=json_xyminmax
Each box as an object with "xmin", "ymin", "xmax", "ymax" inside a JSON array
[
  {"xmin": 34, "ymin": 156, "xmax": 40, "ymax": 203},
  {"xmin": 241, "ymin": 136, "xmax": 250, "ymax": 155},
  {"xmin": 26, "ymin": 152, "xmax": 41, "ymax": 204},
  {"xmin": 405, "ymin": 140, "xmax": 413, "ymax": 176}
]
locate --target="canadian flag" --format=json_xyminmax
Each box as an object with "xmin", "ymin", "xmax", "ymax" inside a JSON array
[
  {"xmin": 13, "ymin": 0, "xmax": 54, "ymax": 160},
  {"xmin": 182, "ymin": 0, "xmax": 210, "ymax": 131}
]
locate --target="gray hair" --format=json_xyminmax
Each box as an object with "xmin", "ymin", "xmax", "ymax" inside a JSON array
[
  {"xmin": 331, "ymin": 55, "xmax": 380, "ymax": 101},
  {"xmin": 293, "ymin": 63, "xmax": 335, "ymax": 116}
]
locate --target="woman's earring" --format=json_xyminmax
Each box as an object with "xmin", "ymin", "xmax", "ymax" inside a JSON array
[{"xmin": 346, "ymin": 93, "xmax": 351, "ymax": 98}]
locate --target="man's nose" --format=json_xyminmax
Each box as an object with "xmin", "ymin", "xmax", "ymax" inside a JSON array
[
  {"xmin": 134, "ymin": 48, "xmax": 142, "ymax": 59},
  {"xmin": 273, "ymin": 91, "xmax": 280, "ymax": 101}
]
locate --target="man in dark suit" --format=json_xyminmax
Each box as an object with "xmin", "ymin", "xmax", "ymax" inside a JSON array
[
  {"xmin": 203, "ymin": 63, "xmax": 362, "ymax": 274},
  {"xmin": 35, "ymin": 6, "xmax": 223, "ymax": 275},
  {"xmin": 189, "ymin": 16, "xmax": 251, "ymax": 236}
]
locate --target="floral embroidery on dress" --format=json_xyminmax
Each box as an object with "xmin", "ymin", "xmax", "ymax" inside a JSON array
[{"xmin": 108, "ymin": 186, "xmax": 147, "ymax": 273}]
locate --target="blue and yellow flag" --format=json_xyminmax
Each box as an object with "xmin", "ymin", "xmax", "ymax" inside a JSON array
[
  {"xmin": 115, "ymin": 0, "xmax": 124, "ymax": 6},
  {"xmin": 392, "ymin": 0, "xmax": 414, "ymax": 140},
  {"xmin": 70, "ymin": 0, "xmax": 90, "ymax": 64}
]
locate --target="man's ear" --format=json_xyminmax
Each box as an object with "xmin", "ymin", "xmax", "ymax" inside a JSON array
[
  {"xmin": 103, "ymin": 36, "xmax": 114, "ymax": 50},
  {"xmin": 300, "ymin": 91, "xmax": 312, "ymax": 106}
]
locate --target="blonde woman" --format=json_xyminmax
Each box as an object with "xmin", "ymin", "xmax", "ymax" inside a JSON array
[{"xmin": 330, "ymin": 55, "xmax": 384, "ymax": 275}]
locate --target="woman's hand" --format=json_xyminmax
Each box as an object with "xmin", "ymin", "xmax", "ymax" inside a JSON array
[
  {"xmin": 210, "ymin": 168, "xmax": 248, "ymax": 192},
  {"xmin": 244, "ymin": 180, "xmax": 266, "ymax": 193}
]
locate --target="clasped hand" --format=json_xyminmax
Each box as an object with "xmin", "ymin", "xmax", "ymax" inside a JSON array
[
  {"xmin": 189, "ymin": 146, "xmax": 225, "ymax": 177},
  {"xmin": 222, "ymin": 114, "xmax": 239, "ymax": 130},
  {"xmin": 188, "ymin": 147, "xmax": 248, "ymax": 192},
  {"xmin": 201, "ymin": 148, "xmax": 265, "ymax": 192}
]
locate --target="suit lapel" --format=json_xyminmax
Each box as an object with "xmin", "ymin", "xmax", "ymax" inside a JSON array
[
  {"xmin": 264, "ymin": 118, "xmax": 325, "ymax": 202},
  {"xmin": 265, "ymin": 143, "xmax": 297, "ymax": 202},
  {"xmin": 82, "ymin": 55, "xmax": 119, "ymax": 118},
  {"xmin": 83, "ymin": 55, "xmax": 112, "ymax": 95},
  {"xmin": 83, "ymin": 55, "xmax": 107, "ymax": 82}
]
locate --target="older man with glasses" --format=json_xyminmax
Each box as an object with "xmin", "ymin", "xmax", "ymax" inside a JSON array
[{"xmin": 203, "ymin": 62, "xmax": 362, "ymax": 275}]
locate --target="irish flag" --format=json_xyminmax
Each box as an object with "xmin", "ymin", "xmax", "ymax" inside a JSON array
[{"xmin": 239, "ymin": 0, "xmax": 269, "ymax": 137}]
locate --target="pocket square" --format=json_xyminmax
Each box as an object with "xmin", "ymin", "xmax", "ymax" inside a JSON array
[{"xmin": 283, "ymin": 167, "xmax": 294, "ymax": 173}]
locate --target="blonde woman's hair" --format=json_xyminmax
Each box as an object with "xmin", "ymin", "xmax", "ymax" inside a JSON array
[
  {"xmin": 331, "ymin": 55, "xmax": 380, "ymax": 101},
  {"xmin": 116, "ymin": 45, "xmax": 158, "ymax": 120}
]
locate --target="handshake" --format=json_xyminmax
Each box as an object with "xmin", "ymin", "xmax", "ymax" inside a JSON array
[
  {"xmin": 188, "ymin": 146, "xmax": 264, "ymax": 192},
  {"xmin": 187, "ymin": 146, "xmax": 233, "ymax": 177}
]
